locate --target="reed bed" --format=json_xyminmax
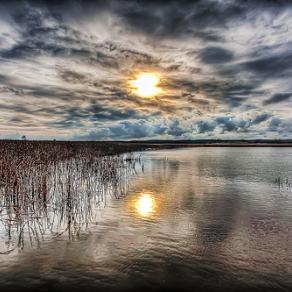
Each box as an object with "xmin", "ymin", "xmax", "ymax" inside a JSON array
[{"xmin": 0, "ymin": 140, "xmax": 142, "ymax": 253}]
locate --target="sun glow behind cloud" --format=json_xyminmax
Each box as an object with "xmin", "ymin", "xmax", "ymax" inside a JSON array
[{"xmin": 130, "ymin": 72, "xmax": 162, "ymax": 98}]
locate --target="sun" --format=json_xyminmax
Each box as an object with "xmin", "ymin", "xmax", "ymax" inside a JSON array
[{"xmin": 130, "ymin": 72, "xmax": 161, "ymax": 98}]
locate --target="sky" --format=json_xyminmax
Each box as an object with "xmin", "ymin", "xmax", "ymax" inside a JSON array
[{"xmin": 1, "ymin": 0, "xmax": 292, "ymax": 140}]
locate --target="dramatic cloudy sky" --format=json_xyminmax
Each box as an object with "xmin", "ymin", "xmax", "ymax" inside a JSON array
[{"xmin": 1, "ymin": 0, "xmax": 292, "ymax": 140}]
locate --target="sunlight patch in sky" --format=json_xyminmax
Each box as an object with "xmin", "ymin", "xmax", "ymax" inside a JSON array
[{"xmin": 129, "ymin": 72, "xmax": 162, "ymax": 98}]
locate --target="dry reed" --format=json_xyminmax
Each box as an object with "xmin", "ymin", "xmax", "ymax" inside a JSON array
[{"xmin": 0, "ymin": 140, "xmax": 142, "ymax": 253}]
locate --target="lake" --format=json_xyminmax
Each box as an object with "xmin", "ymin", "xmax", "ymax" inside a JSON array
[{"xmin": 0, "ymin": 147, "xmax": 292, "ymax": 291}]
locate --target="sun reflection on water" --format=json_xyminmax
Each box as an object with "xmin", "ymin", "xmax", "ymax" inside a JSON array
[{"xmin": 135, "ymin": 193, "xmax": 156, "ymax": 217}]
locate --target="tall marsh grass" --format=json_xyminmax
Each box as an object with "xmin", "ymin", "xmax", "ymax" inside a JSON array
[{"xmin": 0, "ymin": 140, "xmax": 142, "ymax": 253}]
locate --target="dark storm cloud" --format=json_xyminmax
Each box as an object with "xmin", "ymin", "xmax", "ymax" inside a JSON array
[
  {"xmin": 110, "ymin": 121, "xmax": 151, "ymax": 139},
  {"xmin": 166, "ymin": 120, "xmax": 186, "ymax": 137},
  {"xmin": 163, "ymin": 76, "xmax": 259, "ymax": 107},
  {"xmin": 108, "ymin": 0, "xmax": 292, "ymax": 45},
  {"xmin": 50, "ymin": 104, "xmax": 148, "ymax": 130},
  {"xmin": 0, "ymin": 74, "xmax": 9, "ymax": 83},
  {"xmin": 196, "ymin": 120, "xmax": 216, "ymax": 134},
  {"xmin": 0, "ymin": 15, "xmax": 119, "ymax": 69},
  {"xmin": 76, "ymin": 118, "xmax": 188, "ymax": 140},
  {"xmin": 82, "ymin": 109, "xmax": 275, "ymax": 140},
  {"xmin": 269, "ymin": 117, "xmax": 282, "ymax": 132},
  {"xmin": 0, "ymin": 103, "xmax": 30, "ymax": 113},
  {"xmin": 167, "ymin": 77, "xmax": 264, "ymax": 108},
  {"xmin": 268, "ymin": 117, "xmax": 292, "ymax": 134},
  {"xmin": 79, "ymin": 120, "xmax": 154, "ymax": 140},
  {"xmin": 0, "ymin": 85, "xmax": 23, "ymax": 96},
  {"xmin": 0, "ymin": 3, "xmax": 159, "ymax": 71},
  {"xmin": 195, "ymin": 112, "xmax": 272, "ymax": 134},
  {"xmin": 59, "ymin": 70, "xmax": 89, "ymax": 84},
  {"xmin": 252, "ymin": 112, "xmax": 271, "ymax": 124},
  {"xmin": 263, "ymin": 93, "xmax": 292, "ymax": 105},
  {"xmin": 88, "ymin": 104, "xmax": 145, "ymax": 122},
  {"xmin": 241, "ymin": 51, "xmax": 292, "ymax": 79},
  {"xmin": 116, "ymin": 0, "xmax": 246, "ymax": 39},
  {"xmin": 199, "ymin": 47, "xmax": 233, "ymax": 64}
]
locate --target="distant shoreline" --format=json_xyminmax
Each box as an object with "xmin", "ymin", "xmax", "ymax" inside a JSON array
[
  {"xmin": 2, "ymin": 140, "xmax": 292, "ymax": 154},
  {"xmin": 124, "ymin": 143, "xmax": 292, "ymax": 149},
  {"xmin": 118, "ymin": 140, "xmax": 292, "ymax": 148},
  {"xmin": 134, "ymin": 143, "xmax": 292, "ymax": 148}
]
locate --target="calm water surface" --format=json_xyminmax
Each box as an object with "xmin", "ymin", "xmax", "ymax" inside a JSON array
[{"xmin": 1, "ymin": 147, "xmax": 292, "ymax": 291}]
